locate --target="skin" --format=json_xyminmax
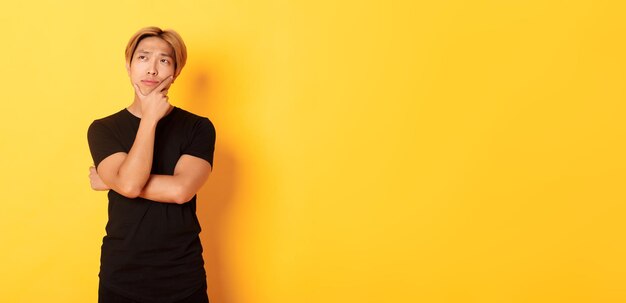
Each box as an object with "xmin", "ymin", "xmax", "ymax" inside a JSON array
[{"xmin": 88, "ymin": 36, "xmax": 212, "ymax": 204}]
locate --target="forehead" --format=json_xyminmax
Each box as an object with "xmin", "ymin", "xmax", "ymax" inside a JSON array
[{"xmin": 135, "ymin": 36, "xmax": 174, "ymax": 56}]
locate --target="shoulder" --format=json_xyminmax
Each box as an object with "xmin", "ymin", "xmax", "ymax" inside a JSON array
[
  {"xmin": 87, "ymin": 109, "xmax": 127, "ymax": 138},
  {"xmin": 89, "ymin": 109, "xmax": 126, "ymax": 128},
  {"xmin": 174, "ymin": 107, "xmax": 215, "ymax": 129},
  {"xmin": 175, "ymin": 107, "xmax": 211, "ymax": 121}
]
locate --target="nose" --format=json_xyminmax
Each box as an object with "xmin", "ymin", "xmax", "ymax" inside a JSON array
[{"xmin": 147, "ymin": 61, "xmax": 158, "ymax": 75}]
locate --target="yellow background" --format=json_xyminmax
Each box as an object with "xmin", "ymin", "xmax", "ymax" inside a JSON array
[{"xmin": 1, "ymin": 1, "xmax": 626, "ymax": 302}]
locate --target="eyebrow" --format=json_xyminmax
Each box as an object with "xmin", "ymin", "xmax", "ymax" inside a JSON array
[{"xmin": 137, "ymin": 50, "xmax": 173, "ymax": 58}]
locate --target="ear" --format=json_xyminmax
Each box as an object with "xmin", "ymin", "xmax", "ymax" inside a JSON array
[{"xmin": 125, "ymin": 62, "xmax": 130, "ymax": 76}]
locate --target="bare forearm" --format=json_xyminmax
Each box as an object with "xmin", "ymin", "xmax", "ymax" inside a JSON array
[
  {"xmin": 116, "ymin": 119, "xmax": 158, "ymax": 196},
  {"xmin": 138, "ymin": 155, "xmax": 211, "ymax": 203},
  {"xmin": 138, "ymin": 174, "xmax": 190, "ymax": 204},
  {"xmin": 95, "ymin": 154, "xmax": 211, "ymax": 202}
]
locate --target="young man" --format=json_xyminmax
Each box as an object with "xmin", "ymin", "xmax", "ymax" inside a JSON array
[{"xmin": 87, "ymin": 27, "xmax": 215, "ymax": 303}]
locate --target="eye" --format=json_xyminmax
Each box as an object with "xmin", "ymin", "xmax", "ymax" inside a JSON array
[
  {"xmin": 138, "ymin": 55, "xmax": 147, "ymax": 60},
  {"xmin": 161, "ymin": 59, "xmax": 170, "ymax": 64}
]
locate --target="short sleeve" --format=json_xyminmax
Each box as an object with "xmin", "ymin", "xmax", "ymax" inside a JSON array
[
  {"xmin": 87, "ymin": 120, "xmax": 126, "ymax": 168},
  {"xmin": 182, "ymin": 118, "xmax": 216, "ymax": 167}
]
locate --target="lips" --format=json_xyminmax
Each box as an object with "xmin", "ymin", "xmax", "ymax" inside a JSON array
[{"xmin": 141, "ymin": 79, "xmax": 160, "ymax": 86}]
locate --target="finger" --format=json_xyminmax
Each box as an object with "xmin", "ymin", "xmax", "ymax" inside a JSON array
[
  {"xmin": 154, "ymin": 76, "xmax": 174, "ymax": 94},
  {"xmin": 133, "ymin": 83, "xmax": 146, "ymax": 97}
]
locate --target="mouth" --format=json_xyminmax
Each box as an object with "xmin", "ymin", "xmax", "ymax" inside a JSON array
[{"xmin": 141, "ymin": 79, "xmax": 160, "ymax": 86}]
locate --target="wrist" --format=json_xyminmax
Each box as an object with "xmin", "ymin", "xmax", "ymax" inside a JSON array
[{"xmin": 139, "ymin": 116, "xmax": 159, "ymax": 127}]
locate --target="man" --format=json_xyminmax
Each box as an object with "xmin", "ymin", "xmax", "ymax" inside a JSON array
[{"xmin": 87, "ymin": 26, "xmax": 215, "ymax": 303}]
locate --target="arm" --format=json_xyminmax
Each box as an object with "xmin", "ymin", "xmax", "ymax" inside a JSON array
[
  {"xmin": 95, "ymin": 77, "xmax": 174, "ymax": 198},
  {"xmin": 96, "ymin": 120, "xmax": 157, "ymax": 198},
  {"xmin": 138, "ymin": 155, "xmax": 212, "ymax": 204},
  {"xmin": 89, "ymin": 155, "xmax": 212, "ymax": 204},
  {"xmin": 89, "ymin": 166, "xmax": 110, "ymax": 191}
]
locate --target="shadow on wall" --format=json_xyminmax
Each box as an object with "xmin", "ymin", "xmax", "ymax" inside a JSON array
[
  {"xmin": 178, "ymin": 58, "xmax": 238, "ymax": 303},
  {"xmin": 198, "ymin": 146, "xmax": 237, "ymax": 303}
]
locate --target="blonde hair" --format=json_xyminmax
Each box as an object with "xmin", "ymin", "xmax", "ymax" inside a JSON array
[{"xmin": 125, "ymin": 26, "xmax": 187, "ymax": 78}]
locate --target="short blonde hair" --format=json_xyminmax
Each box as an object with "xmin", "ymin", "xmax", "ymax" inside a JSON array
[{"xmin": 125, "ymin": 26, "xmax": 187, "ymax": 78}]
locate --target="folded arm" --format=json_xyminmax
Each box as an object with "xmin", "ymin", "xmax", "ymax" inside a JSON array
[
  {"xmin": 91, "ymin": 154, "xmax": 212, "ymax": 204},
  {"xmin": 138, "ymin": 155, "xmax": 212, "ymax": 204}
]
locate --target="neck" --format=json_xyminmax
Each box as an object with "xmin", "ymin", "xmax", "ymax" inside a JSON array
[{"xmin": 127, "ymin": 96, "xmax": 173, "ymax": 119}]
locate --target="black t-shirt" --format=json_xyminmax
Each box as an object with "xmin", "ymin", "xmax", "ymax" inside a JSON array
[{"xmin": 87, "ymin": 106, "xmax": 216, "ymax": 303}]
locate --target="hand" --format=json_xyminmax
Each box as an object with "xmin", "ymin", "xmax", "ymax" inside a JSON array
[
  {"xmin": 89, "ymin": 166, "xmax": 110, "ymax": 191},
  {"xmin": 132, "ymin": 76, "xmax": 174, "ymax": 122}
]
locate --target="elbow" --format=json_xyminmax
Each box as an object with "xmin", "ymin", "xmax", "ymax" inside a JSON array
[
  {"xmin": 173, "ymin": 186, "xmax": 195, "ymax": 204},
  {"xmin": 118, "ymin": 184, "xmax": 142, "ymax": 199}
]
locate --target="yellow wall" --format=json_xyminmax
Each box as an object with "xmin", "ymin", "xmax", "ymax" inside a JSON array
[{"xmin": 1, "ymin": 1, "xmax": 626, "ymax": 302}]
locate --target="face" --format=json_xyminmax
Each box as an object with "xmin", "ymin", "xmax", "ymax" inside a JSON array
[{"xmin": 126, "ymin": 36, "xmax": 176, "ymax": 95}]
